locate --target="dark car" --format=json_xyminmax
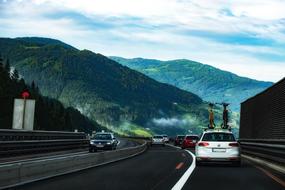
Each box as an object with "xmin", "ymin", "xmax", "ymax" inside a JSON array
[
  {"xmin": 174, "ymin": 135, "xmax": 185, "ymax": 146},
  {"xmin": 89, "ymin": 132, "xmax": 118, "ymax": 152},
  {"xmin": 181, "ymin": 135, "xmax": 199, "ymax": 149}
]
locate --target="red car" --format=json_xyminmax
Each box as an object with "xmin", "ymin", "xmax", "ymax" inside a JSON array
[{"xmin": 181, "ymin": 135, "xmax": 199, "ymax": 149}]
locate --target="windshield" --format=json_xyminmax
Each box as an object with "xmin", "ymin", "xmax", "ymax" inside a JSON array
[
  {"xmin": 93, "ymin": 134, "xmax": 112, "ymax": 140},
  {"xmin": 202, "ymin": 133, "xmax": 235, "ymax": 142},
  {"xmin": 153, "ymin": 136, "xmax": 163, "ymax": 139}
]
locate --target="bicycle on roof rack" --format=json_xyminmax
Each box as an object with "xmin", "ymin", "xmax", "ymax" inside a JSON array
[{"xmin": 206, "ymin": 102, "xmax": 231, "ymax": 131}]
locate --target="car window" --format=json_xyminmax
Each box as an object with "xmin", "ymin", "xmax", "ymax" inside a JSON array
[
  {"xmin": 93, "ymin": 134, "xmax": 112, "ymax": 140},
  {"xmin": 202, "ymin": 133, "xmax": 235, "ymax": 142},
  {"xmin": 177, "ymin": 136, "xmax": 185, "ymax": 139},
  {"xmin": 186, "ymin": 136, "xmax": 199, "ymax": 140},
  {"xmin": 153, "ymin": 136, "xmax": 163, "ymax": 139}
]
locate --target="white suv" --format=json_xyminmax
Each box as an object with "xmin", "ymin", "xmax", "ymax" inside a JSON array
[
  {"xmin": 151, "ymin": 135, "xmax": 165, "ymax": 146},
  {"xmin": 195, "ymin": 129, "xmax": 240, "ymax": 166}
]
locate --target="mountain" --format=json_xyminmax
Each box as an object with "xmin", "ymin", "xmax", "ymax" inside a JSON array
[
  {"xmin": 0, "ymin": 55, "xmax": 104, "ymax": 133},
  {"xmin": 0, "ymin": 37, "xmax": 212, "ymax": 136},
  {"xmin": 110, "ymin": 57, "xmax": 273, "ymax": 111}
]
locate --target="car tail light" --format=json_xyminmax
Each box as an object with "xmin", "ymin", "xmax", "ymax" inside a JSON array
[
  {"xmin": 229, "ymin": 142, "xmax": 239, "ymax": 147},
  {"xmin": 198, "ymin": 142, "xmax": 209, "ymax": 146}
]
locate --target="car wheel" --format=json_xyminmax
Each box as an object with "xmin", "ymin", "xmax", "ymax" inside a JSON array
[
  {"xmin": 89, "ymin": 148, "xmax": 94, "ymax": 153},
  {"xmin": 163, "ymin": 144, "xmax": 165, "ymax": 147}
]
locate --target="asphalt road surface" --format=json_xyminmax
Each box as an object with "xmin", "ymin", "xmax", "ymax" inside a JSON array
[
  {"xmin": 183, "ymin": 150, "xmax": 284, "ymax": 190},
  {"xmin": 12, "ymin": 145, "xmax": 284, "ymax": 190},
  {"xmin": 14, "ymin": 145, "xmax": 191, "ymax": 190}
]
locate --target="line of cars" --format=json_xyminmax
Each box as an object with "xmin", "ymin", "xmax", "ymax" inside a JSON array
[{"xmin": 174, "ymin": 129, "xmax": 241, "ymax": 166}]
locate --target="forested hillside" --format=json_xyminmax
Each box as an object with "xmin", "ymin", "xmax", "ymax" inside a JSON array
[
  {"xmin": 0, "ymin": 37, "xmax": 212, "ymax": 136},
  {"xmin": 0, "ymin": 55, "xmax": 104, "ymax": 133},
  {"xmin": 111, "ymin": 57, "xmax": 273, "ymax": 111}
]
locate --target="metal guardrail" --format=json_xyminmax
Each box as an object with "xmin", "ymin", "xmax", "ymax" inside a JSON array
[
  {"xmin": 0, "ymin": 139, "xmax": 88, "ymax": 156},
  {"xmin": 0, "ymin": 142, "xmax": 148, "ymax": 189},
  {"xmin": 0, "ymin": 129, "xmax": 88, "ymax": 156},
  {"xmin": 239, "ymin": 139, "xmax": 285, "ymax": 164},
  {"xmin": 0, "ymin": 129, "xmax": 86, "ymax": 141}
]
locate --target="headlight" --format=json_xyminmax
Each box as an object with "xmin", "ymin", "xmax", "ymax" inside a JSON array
[
  {"xmin": 90, "ymin": 141, "xmax": 95, "ymax": 144},
  {"xmin": 107, "ymin": 142, "xmax": 111, "ymax": 145}
]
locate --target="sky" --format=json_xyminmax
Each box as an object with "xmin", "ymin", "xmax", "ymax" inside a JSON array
[{"xmin": 0, "ymin": 0, "xmax": 285, "ymax": 82}]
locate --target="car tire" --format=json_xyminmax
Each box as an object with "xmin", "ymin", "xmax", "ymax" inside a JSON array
[
  {"xmin": 89, "ymin": 148, "xmax": 94, "ymax": 153},
  {"xmin": 163, "ymin": 144, "xmax": 165, "ymax": 147}
]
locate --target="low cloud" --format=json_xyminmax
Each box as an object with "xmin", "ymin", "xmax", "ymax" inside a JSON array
[{"xmin": 152, "ymin": 117, "xmax": 188, "ymax": 127}]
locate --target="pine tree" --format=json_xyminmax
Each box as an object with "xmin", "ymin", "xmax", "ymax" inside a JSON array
[
  {"xmin": 4, "ymin": 59, "xmax": 10, "ymax": 74},
  {"xmin": 31, "ymin": 80, "xmax": 35, "ymax": 90}
]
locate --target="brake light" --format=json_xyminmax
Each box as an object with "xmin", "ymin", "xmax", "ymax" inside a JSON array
[
  {"xmin": 198, "ymin": 142, "xmax": 209, "ymax": 146},
  {"xmin": 229, "ymin": 142, "xmax": 239, "ymax": 147}
]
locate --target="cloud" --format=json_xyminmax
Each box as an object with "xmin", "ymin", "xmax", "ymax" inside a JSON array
[
  {"xmin": 0, "ymin": 0, "xmax": 285, "ymax": 82},
  {"xmin": 152, "ymin": 118, "xmax": 188, "ymax": 127}
]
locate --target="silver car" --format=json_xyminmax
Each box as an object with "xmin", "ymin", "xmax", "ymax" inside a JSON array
[
  {"xmin": 151, "ymin": 135, "xmax": 165, "ymax": 146},
  {"xmin": 195, "ymin": 129, "xmax": 240, "ymax": 166}
]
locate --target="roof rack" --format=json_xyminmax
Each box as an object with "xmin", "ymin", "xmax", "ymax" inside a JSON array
[{"xmin": 203, "ymin": 127, "xmax": 232, "ymax": 132}]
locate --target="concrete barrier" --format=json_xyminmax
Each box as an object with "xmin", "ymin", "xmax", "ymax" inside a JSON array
[{"xmin": 0, "ymin": 142, "xmax": 147, "ymax": 189}]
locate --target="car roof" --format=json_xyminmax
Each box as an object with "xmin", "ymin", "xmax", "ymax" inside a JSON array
[
  {"xmin": 202, "ymin": 129, "xmax": 233, "ymax": 134},
  {"xmin": 186, "ymin": 134, "xmax": 199, "ymax": 136},
  {"xmin": 96, "ymin": 132, "xmax": 113, "ymax": 135}
]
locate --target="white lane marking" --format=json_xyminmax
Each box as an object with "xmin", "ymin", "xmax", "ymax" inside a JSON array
[{"xmin": 167, "ymin": 144, "xmax": 196, "ymax": 190}]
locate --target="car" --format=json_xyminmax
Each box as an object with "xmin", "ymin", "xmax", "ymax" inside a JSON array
[
  {"xmin": 162, "ymin": 134, "xmax": 169, "ymax": 143},
  {"xmin": 174, "ymin": 135, "xmax": 185, "ymax": 146},
  {"xmin": 151, "ymin": 135, "xmax": 165, "ymax": 146},
  {"xmin": 89, "ymin": 132, "xmax": 118, "ymax": 152},
  {"xmin": 195, "ymin": 129, "xmax": 240, "ymax": 166},
  {"xmin": 181, "ymin": 135, "xmax": 199, "ymax": 149}
]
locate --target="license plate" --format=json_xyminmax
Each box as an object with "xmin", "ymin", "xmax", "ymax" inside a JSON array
[
  {"xmin": 212, "ymin": 148, "xmax": 226, "ymax": 152},
  {"xmin": 96, "ymin": 144, "xmax": 104, "ymax": 148}
]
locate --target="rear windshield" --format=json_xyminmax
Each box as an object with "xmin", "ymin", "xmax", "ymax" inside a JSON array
[
  {"xmin": 186, "ymin": 136, "xmax": 199, "ymax": 140},
  {"xmin": 93, "ymin": 134, "xmax": 112, "ymax": 140},
  {"xmin": 153, "ymin": 136, "xmax": 163, "ymax": 139},
  {"xmin": 163, "ymin": 135, "xmax": 168, "ymax": 137},
  {"xmin": 202, "ymin": 133, "xmax": 235, "ymax": 142}
]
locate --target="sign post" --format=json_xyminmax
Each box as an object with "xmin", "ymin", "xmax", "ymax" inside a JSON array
[{"xmin": 12, "ymin": 91, "xmax": 35, "ymax": 130}]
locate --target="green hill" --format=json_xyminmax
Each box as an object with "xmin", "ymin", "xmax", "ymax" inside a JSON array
[
  {"xmin": 111, "ymin": 57, "xmax": 273, "ymax": 111},
  {"xmin": 0, "ymin": 37, "xmax": 214, "ymax": 136},
  {"xmin": 0, "ymin": 55, "xmax": 104, "ymax": 133}
]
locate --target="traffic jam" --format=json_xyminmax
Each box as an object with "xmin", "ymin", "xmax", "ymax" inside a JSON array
[{"xmin": 150, "ymin": 103, "xmax": 241, "ymax": 166}]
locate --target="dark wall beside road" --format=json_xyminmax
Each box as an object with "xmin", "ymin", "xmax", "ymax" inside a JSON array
[{"xmin": 240, "ymin": 77, "xmax": 285, "ymax": 139}]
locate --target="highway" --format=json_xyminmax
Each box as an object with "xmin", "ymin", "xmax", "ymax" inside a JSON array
[
  {"xmin": 13, "ymin": 145, "xmax": 284, "ymax": 190},
  {"xmin": 0, "ymin": 138, "xmax": 137, "ymax": 165}
]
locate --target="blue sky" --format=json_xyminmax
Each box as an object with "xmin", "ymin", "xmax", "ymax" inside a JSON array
[{"xmin": 0, "ymin": 0, "xmax": 285, "ymax": 82}]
